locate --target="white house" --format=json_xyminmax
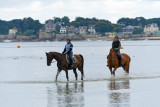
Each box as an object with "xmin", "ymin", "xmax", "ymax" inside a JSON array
[
  {"xmin": 60, "ymin": 26, "xmax": 67, "ymax": 34},
  {"xmin": 79, "ymin": 26, "xmax": 87, "ymax": 34},
  {"xmin": 88, "ymin": 25, "xmax": 96, "ymax": 34},
  {"xmin": 144, "ymin": 23, "xmax": 159, "ymax": 34},
  {"xmin": 9, "ymin": 28, "xmax": 18, "ymax": 35}
]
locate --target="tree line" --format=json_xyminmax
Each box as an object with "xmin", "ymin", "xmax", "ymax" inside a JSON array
[
  {"xmin": 0, "ymin": 16, "xmax": 160, "ymax": 36},
  {"xmin": 0, "ymin": 17, "xmax": 42, "ymax": 36},
  {"xmin": 118, "ymin": 17, "xmax": 160, "ymax": 27}
]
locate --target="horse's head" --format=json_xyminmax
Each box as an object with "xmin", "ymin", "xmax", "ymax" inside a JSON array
[
  {"xmin": 46, "ymin": 52, "xmax": 52, "ymax": 66},
  {"xmin": 109, "ymin": 48, "xmax": 116, "ymax": 57}
]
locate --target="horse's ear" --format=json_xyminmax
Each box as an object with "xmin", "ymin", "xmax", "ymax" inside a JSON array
[
  {"xmin": 46, "ymin": 52, "xmax": 48, "ymax": 56},
  {"xmin": 111, "ymin": 48, "xmax": 114, "ymax": 51}
]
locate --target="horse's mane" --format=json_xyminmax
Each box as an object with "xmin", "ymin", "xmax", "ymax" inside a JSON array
[{"xmin": 49, "ymin": 51, "xmax": 63, "ymax": 55}]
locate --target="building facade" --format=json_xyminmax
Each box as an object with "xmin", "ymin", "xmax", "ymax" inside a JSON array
[
  {"xmin": 122, "ymin": 25, "xmax": 141, "ymax": 34},
  {"xmin": 144, "ymin": 23, "xmax": 159, "ymax": 34},
  {"xmin": 9, "ymin": 28, "xmax": 18, "ymax": 35},
  {"xmin": 60, "ymin": 26, "xmax": 67, "ymax": 34},
  {"xmin": 88, "ymin": 25, "xmax": 96, "ymax": 34},
  {"xmin": 67, "ymin": 26, "xmax": 75, "ymax": 34},
  {"xmin": 45, "ymin": 20, "xmax": 56, "ymax": 32},
  {"xmin": 79, "ymin": 26, "xmax": 87, "ymax": 34}
]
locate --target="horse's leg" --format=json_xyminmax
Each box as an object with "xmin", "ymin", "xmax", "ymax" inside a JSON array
[
  {"xmin": 124, "ymin": 64, "xmax": 129, "ymax": 73},
  {"xmin": 122, "ymin": 65, "xmax": 126, "ymax": 71},
  {"xmin": 127, "ymin": 64, "xmax": 130, "ymax": 73},
  {"xmin": 77, "ymin": 57, "xmax": 84, "ymax": 81},
  {"xmin": 73, "ymin": 69, "xmax": 78, "ymax": 81},
  {"xmin": 113, "ymin": 67, "xmax": 118, "ymax": 76},
  {"xmin": 81, "ymin": 69, "xmax": 84, "ymax": 81},
  {"xmin": 65, "ymin": 70, "xmax": 69, "ymax": 81},
  {"xmin": 78, "ymin": 67, "xmax": 84, "ymax": 81},
  {"xmin": 55, "ymin": 69, "xmax": 61, "ymax": 82},
  {"xmin": 109, "ymin": 67, "xmax": 112, "ymax": 75}
]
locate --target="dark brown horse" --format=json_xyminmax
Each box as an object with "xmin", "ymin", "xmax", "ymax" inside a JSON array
[
  {"xmin": 46, "ymin": 52, "xmax": 84, "ymax": 81},
  {"xmin": 107, "ymin": 49, "xmax": 131, "ymax": 76}
]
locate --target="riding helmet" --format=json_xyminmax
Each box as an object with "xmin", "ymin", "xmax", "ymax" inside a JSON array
[
  {"xmin": 66, "ymin": 39, "xmax": 71, "ymax": 41},
  {"xmin": 114, "ymin": 36, "xmax": 119, "ymax": 39}
]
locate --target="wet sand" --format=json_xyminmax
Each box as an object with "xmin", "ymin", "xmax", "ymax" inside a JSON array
[{"xmin": 0, "ymin": 78, "xmax": 160, "ymax": 107}]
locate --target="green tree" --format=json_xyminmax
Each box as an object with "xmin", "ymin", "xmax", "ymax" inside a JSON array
[
  {"xmin": 56, "ymin": 24, "xmax": 61, "ymax": 33},
  {"xmin": 53, "ymin": 17, "xmax": 61, "ymax": 23},
  {"xmin": 22, "ymin": 17, "xmax": 42, "ymax": 35},
  {"xmin": 95, "ymin": 21, "xmax": 113, "ymax": 34},
  {"xmin": 117, "ymin": 17, "xmax": 146, "ymax": 27},
  {"xmin": 0, "ymin": 20, "xmax": 9, "ymax": 34},
  {"xmin": 61, "ymin": 16, "xmax": 70, "ymax": 26},
  {"xmin": 23, "ymin": 30, "xmax": 34, "ymax": 36},
  {"xmin": 132, "ymin": 28, "xmax": 143, "ymax": 34},
  {"xmin": 113, "ymin": 24, "xmax": 121, "ymax": 32}
]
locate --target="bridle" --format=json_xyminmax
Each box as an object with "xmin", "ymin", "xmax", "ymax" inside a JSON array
[{"xmin": 47, "ymin": 55, "xmax": 56, "ymax": 64}]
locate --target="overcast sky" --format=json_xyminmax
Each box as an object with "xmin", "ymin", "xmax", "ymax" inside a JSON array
[{"xmin": 0, "ymin": 0, "xmax": 160, "ymax": 23}]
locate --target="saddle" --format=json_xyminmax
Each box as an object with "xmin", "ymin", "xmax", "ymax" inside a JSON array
[{"xmin": 66, "ymin": 55, "xmax": 77, "ymax": 64}]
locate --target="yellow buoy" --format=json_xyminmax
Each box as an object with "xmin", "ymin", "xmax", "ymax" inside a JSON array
[
  {"xmin": 17, "ymin": 45, "xmax": 20, "ymax": 48},
  {"xmin": 120, "ymin": 46, "xmax": 123, "ymax": 49}
]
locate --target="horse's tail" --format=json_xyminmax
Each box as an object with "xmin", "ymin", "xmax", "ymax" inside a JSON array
[
  {"xmin": 79, "ymin": 54, "xmax": 84, "ymax": 70},
  {"xmin": 79, "ymin": 54, "xmax": 85, "ymax": 79}
]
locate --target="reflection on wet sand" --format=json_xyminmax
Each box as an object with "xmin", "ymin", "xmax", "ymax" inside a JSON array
[
  {"xmin": 47, "ymin": 82, "xmax": 84, "ymax": 107},
  {"xmin": 108, "ymin": 80, "xmax": 130, "ymax": 107}
]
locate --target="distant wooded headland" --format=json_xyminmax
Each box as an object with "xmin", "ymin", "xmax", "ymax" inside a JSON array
[{"xmin": 1, "ymin": 16, "xmax": 160, "ymax": 42}]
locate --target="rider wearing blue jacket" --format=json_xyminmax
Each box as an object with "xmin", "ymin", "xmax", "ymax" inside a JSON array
[{"xmin": 62, "ymin": 39, "xmax": 73, "ymax": 68}]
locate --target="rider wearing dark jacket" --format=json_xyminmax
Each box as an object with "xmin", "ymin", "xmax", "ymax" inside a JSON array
[
  {"xmin": 112, "ymin": 36, "xmax": 122, "ymax": 65},
  {"xmin": 62, "ymin": 39, "xmax": 73, "ymax": 68}
]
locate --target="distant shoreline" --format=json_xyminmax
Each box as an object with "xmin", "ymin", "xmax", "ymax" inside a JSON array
[
  {"xmin": 86, "ymin": 36, "xmax": 160, "ymax": 41},
  {"xmin": 1, "ymin": 36, "xmax": 160, "ymax": 43}
]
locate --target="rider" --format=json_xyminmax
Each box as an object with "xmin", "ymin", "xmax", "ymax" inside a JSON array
[
  {"xmin": 62, "ymin": 39, "xmax": 73, "ymax": 68},
  {"xmin": 112, "ymin": 36, "xmax": 122, "ymax": 66}
]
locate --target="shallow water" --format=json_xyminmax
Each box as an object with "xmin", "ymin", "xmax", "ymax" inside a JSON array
[{"xmin": 1, "ymin": 40, "xmax": 160, "ymax": 107}]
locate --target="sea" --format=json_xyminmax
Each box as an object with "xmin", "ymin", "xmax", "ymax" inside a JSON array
[{"xmin": 0, "ymin": 40, "xmax": 160, "ymax": 107}]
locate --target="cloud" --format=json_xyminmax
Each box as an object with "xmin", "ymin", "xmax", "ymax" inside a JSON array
[{"xmin": 0, "ymin": 0, "xmax": 160, "ymax": 23}]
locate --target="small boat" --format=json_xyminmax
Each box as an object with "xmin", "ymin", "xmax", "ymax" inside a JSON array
[
  {"xmin": 3, "ymin": 40, "xmax": 12, "ymax": 43},
  {"xmin": 87, "ymin": 39, "xmax": 91, "ymax": 41}
]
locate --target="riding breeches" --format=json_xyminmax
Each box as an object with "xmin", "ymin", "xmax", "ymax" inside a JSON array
[
  {"xmin": 67, "ymin": 53, "xmax": 73, "ymax": 66},
  {"xmin": 115, "ymin": 51, "xmax": 122, "ymax": 63}
]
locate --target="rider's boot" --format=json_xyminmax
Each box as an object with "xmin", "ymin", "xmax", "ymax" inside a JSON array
[{"xmin": 68, "ymin": 59, "xmax": 73, "ymax": 69}]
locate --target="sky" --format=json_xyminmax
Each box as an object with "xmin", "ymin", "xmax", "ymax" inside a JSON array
[{"xmin": 0, "ymin": 0, "xmax": 160, "ymax": 23}]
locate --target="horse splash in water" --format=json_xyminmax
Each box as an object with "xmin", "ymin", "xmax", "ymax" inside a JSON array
[
  {"xmin": 46, "ymin": 52, "xmax": 84, "ymax": 81},
  {"xmin": 107, "ymin": 49, "xmax": 131, "ymax": 76}
]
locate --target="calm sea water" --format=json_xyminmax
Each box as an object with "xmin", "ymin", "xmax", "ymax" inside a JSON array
[{"xmin": 0, "ymin": 40, "xmax": 160, "ymax": 107}]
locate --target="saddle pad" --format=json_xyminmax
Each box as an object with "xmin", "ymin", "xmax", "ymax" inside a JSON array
[{"xmin": 66, "ymin": 55, "xmax": 77, "ymax": 63}]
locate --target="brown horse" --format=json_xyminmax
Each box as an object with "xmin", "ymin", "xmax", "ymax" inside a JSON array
[
  {"xmin": 46, "ymin": 52, "xmax": 84, "ymax": 81},
  {"xmin": 107, "ymin": 49, "xmax": 131, "ymax": 76}
]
